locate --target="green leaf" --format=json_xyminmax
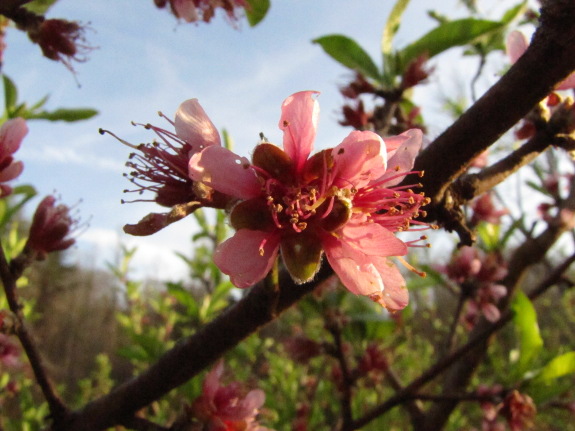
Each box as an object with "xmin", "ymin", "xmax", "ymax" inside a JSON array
[
  {"xmin": 245, "ymin": 0, "xmax": 270, "ymax": 27},
  {"xmin": 27, "ymin": 108, "xmax": 98, "ymax": 122},
  {"xmin": 3, "ymin": 75, "xmax": 18, "ymax": 113},
  {"xmin": 399, "ymin": 18, "xmax": 504, "ymax": 68},
  {"xmin": 501, "ymin": 1, "xmax": 527, "ymax": 25},
  {"xmin": 535, "ymin": 352, "xmax": 575, "ymax": 384},
  {"xmin": 23, "ymin": 0, "xmax": 59, "ymax": 15},
  {"xmin": 313, "ymin": 35, "xmax": 381, "ymax": 81},
  {"xmin": 511, "ymin": 291, "xmax": 543, "ymax": 376},
  {"xmin": 381, "ymin": 0, "xmax": 411, "ymax": 55},
  {"xmin": 527, "ymin": 351, "xmax": 575, "ymax": 403}
]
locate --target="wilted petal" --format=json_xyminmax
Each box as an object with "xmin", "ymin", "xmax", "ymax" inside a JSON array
[
  {"xmin": 331, "ymin": 130, "xmax": 387, "ymax": 189},
  {"xmin": 214, "ymin": 229, "xmax": 280, "ymax": 288},
  {"xmin": 171, "ymin": 0, "xmax": 199, "ymax": 22},
  {"xmin": 175, "ymin": 99, "xmax": 221, "ymax": 152},
  {"xmin": 189, "ymin": 146, "xmax": 261, "ymax": 200},
  {"xmin": 279, "ymin": 91, "xmax": 319, "ymax": 173},
  {"xmin": 377, "ymin": 129, "xmax": 422, "ymax": 186}
]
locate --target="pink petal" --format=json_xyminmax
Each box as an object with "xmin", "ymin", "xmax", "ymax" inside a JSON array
[
  {"xmin": 175, "ymin": 99, "xmax": 221, "ymax": 154},
  {"xmin": 369, "ymin": 256, "xmax": 409, "ymax": 311},
  {"xmin": 323, "ymin": 236, "xmax": 408, "ymax": 310},
  {"xmin": 278, "ymin": 91, "xmax": 319, "ymax": 173},
  {"xmin": 0, "ymin": 161, "xmax": 23, "ymax": 182},
  {"xmin": 557, "ymin": 72, "xmax": 575, "ymax": 90},
  {"xmin": 339, "ymin": 221, "xmax": 408, "ymax": 257},
  {"xmin": 203, "ymin": 360, "xmax": 225, "ymax": 401},
  {"xmin": 377, "ymin": 128, "xmax": 422, "ymax": 186},
  {"xmin": 0, "ymin": 118, "xmax": 28, "ymax": 156},
  {"xmin": 506, "ymin": 30, "xmax": 528, "ymax": 65},
  {"xmin": 214, "ymin": 229, "xmax": 280, "ymax": 288},
  {"xmin": 189, "ymin": 146, "xmax": 261, "ymax": 200},
  {"xmin": 331, "ymin": 130, "xmax": 387, "ymax": 189}
]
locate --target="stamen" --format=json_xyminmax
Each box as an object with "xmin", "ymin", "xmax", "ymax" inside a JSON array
[{"xmin": 396, "ymin": 256, "xmax": 426, "ymax": 277}]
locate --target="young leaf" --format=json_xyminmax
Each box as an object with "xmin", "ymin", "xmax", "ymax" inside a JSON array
[
  {"xmin": 511, "ymin": 291, "xmax": 543, "ymax": 376},
  {"xmin": 381, "ymin": 0, "xmax": 411, "ymax": 55},
  {"xmin": 3, "ymin": 75, "xmax": 18, "ymax": 112},
  {"xmin": 534, "ymin": 351, "xmax": 575, "ymax": 384},
  {"xmin": 23, "ymin": 0, "xmax": 59, "ymax": 15},
  {"xmin": 399, "ymin": 18, "xmax": 503, "ymax": 69},
  {"xmin": 27, "ymin": 108, "xmax": 98, "ymax": 122},
  {"xmin": 245, "ymin": 0, "xmax": 270, "ymax": 27},
  {"xmin": 313, "ymin": 34, "xmax": 381, "ymax": 81}
]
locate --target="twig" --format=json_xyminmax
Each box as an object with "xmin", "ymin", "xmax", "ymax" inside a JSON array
[
  {"xmin": 0, "ymin": 242, "xmax": 69, "ymax": 425},
  {"xmin": 345, "ymin": 253, "xmax": 575, "ymax": 431},
  {"xmin": 326, "ymin": 317, "xmax": 354, "ymax": 428}
]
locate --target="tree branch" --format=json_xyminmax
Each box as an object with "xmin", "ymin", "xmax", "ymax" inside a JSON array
[
  {"xmin": 58, "ymin": 263, "xmax": 333, "ymax": 431},
  {"xmin": 0, "ymin": 242, "xmax": 69, "ymax": 425},
  {"xmin": 404, "ymin": 0, "xmax": 575, "ymax": 223}
]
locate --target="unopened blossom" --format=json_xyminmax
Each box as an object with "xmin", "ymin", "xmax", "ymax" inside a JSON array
[
  {"xmin": 500, "ymin": 390, "xmax": 536, "ymax": 431},
  {"xmin": 190, "ymin": 360, "xmax": 271, "ymax": 431},
  {"xmin": 101, "ymin": 99, "xmax": 231, "ymax": 235},
  {"xmin": 0, "ymin": 334, "xmax": 20, "ymax": 369},
  {"xmin": 25, "ymin": 196, "xmax": 76, "ymax": 260},
  {"xmin": 470, "ymin": 193, "xmax": 509, "ymax": 226},
  {"xmin": 0, "ymin": 118, "xmax": 27, "ymax": 198},
  {"xmin": 190, "ymin": 91, "xmax": 429, "ymax": 310}
]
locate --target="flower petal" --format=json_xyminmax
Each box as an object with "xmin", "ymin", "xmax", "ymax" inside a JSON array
[
  {"xmin": 331, "ymin": 130, "xmax": 387, "ymax": 189},
  {"xmin": 339, "ymin": 221, "xmax": 408, "ymax": 257},
  {"xmin": 506, "ymin": 30, "xmax": 528, "ymax": 65},
  {"xmin": 189, "ymin": 146, "xmax": 261, "ymax": 200},
  {"xmin": 0, "ymin": 118, "xmax": 28, "ymax": 157},
  {"xmin": 377, "ymin": 129, "xmax": 422, "ymax": 186},
  {"xmin": 214, "ymin": 229, "xmax": 280, "ymax": 288},
  {"xmin": 323, "ymin": 235, "xmax": 383, "ymax": 296},
  {"xmin": 279, "ymin": 91, "xmax": 319, "ymax": 173},
  {"xmin": 175, "ymin": 99, "xmax": 221, "ymax": 153},
  {"xmin": 0, "ymin": 161, "xmax": 23, "ymax": 182},
  {"xmin": 368, "ymin": 256, "xmax": 409, "ymax": 311},
  {"xmin": 323, "ymin": 236, "xmax": 408, "ymax": 311}
]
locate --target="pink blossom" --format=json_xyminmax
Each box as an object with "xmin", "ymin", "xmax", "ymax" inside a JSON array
[
  {"xmin": 0, "ymin": 118, "xmax": 27, "ymax": 198},
  {"xmin": 191, "ymin": 360, "xmax": 270, "ymax": 431},
  {"xmin": 507, "ymin": 30, "xmax": 575, "ymax": 90},
  {"xmin": 101, "ymin": 98, "xmax": 231, "ymax": 235},
  {"xmin": 189, "ymin": 91, "xmax": 429, "ymax": 311}
]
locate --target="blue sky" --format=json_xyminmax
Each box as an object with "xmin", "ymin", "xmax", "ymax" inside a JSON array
[{"xmin": 2, "ymin": 0, "xmax": 521, "ymax": 279}]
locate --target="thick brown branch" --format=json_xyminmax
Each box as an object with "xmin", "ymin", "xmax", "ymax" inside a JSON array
[
  {"xmin": 58, "ymin": 264, "xmax": 333, "ymax": 431},
  {"xmin": 405, "ymin": 0, "xmax": 575, "ymax": 221}
]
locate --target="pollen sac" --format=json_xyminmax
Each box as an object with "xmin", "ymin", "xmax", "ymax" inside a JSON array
[
  {"xmin": 281, "ymin": 233, "xmax": 323, "ymax": 284},
  {"xmin": 252, "ymin": 143, "xmax": 294, "ymax": 184},
  {"xmin": 319, "ymin": 197, "xmax": 352, "ymax": 232},
  {"xmin": 230, "ymin": 198, "xmax": 275, "ymax": 231}
]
